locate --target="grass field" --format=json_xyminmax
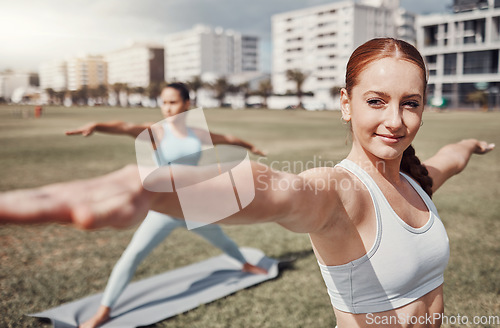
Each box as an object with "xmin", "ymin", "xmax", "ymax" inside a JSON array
[{"xmin": 0, "ymin": 105, "xmax": 499, "ymax": 328}]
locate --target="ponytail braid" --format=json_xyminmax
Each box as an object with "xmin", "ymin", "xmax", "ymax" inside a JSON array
[{"xmin": 400, "ymin": 145, "xmax": 433, "ymax": 197}]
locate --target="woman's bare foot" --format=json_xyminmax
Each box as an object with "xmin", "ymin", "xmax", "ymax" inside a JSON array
[
  {"xmin": 242, "ymin": 262, "xmax": 268, "ymax": 275},
  {"xmin": 79, "ymin": 305, "xmax": 111, "ymax": 328}
]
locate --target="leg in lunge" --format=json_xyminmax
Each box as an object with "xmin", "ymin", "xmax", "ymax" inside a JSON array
[{"xmin": 80, "ymin": 211, "xmax": 182, "ymax": 328}]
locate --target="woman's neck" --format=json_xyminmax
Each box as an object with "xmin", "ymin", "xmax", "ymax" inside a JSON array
[
  {"xmin": 346, "ymin": 146, "xmax": 403, "ymax": 183},
  {"xmin": 166, "ymin": 118, "xmax": 188, "ymax": 136}
]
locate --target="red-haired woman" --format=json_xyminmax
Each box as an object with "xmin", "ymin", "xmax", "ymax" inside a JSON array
[{"xmin": 0, "ymin": 38, "xmax": 494, "ymax": 327}]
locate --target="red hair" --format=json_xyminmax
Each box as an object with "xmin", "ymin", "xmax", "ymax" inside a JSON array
[{"xmin": 345, "ymin": 38, "xmax": 427, "ymax": 99}]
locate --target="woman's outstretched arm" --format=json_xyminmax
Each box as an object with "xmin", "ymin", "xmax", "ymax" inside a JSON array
[
  {"xmin": 0, "ymin": 162, "xmax": 336, "ymax": 232},
  {"xmin": 423, "ymin": 139, "xmax": 495, "ymax": 193},
  {"xmin": 66, "ymin": 121, "xmax": 153, "ymax": 138},
  {"xmin": 209, "ymin": 132, "xmax": 267, "ymax": 156}
]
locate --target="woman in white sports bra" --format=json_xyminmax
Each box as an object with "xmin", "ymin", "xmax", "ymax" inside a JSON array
[{"xmin": 0, "ymin": 38, "xmax": 495, "ymax": 327}]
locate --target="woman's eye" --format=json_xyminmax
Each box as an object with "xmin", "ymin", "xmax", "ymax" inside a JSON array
[
  {"xmin": 403, "ymin": 101, "xmax": 420, "ymax": 109},
  {"xmin": 367, "ymin": 99, "xmax": 384, "ymax": 107}
]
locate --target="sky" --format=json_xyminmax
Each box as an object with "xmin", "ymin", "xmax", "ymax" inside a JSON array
[{"xmin": 0, "ymin": 0, "xmax": 452, "ymax": 73}]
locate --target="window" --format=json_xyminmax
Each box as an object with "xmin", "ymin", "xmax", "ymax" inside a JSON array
[
  {"xmin": 424, "ymin": 25, "xmax": 438, "ymax": 46},
  {"xmin": 493, "ymin": 17, "xmax": 500, "ymax": 41},
  {"xmin": 444, "ymin": 53, "xmax": 457, "ymax": 75},
  {"xmin": 426, "ymin": 55, "xmax": 437, "ymax": 64},
  {"xmin": 463, "ymin": 50, "xmax": 499, "ymax": 74},
  {"xmin": 442, "ymin": 83, "xmax": 455, "ymax": 93},
  {"xmin": 463, "ymin": 19, "xmax": 486, "ymax": 44}
]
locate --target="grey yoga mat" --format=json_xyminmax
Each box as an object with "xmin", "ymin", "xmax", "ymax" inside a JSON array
[{"xmin": 29, "ymin": 247, "xmax": 279, "ymax": 328}]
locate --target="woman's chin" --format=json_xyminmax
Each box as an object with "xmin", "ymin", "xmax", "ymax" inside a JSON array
[{"xmin": 368, "ymin": 147, "xmax": 405, "ymax": 162}]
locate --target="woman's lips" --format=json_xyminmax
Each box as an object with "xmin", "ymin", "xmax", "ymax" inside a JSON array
[{"xmin": 375, "ymin": 133, "xmax": 404, "ymax": 144}]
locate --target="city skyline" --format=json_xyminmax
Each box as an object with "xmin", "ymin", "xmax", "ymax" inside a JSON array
[{"xmin": 0, "ymin": 0, "xmax": 451, "ymax": 73}]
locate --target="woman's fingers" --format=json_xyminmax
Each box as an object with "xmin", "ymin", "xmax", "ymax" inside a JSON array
[{"xmin": 475, "ymin": 141, "xmax": 495, "ymax": 154}]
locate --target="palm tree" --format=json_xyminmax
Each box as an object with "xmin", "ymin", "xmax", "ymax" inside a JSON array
[
  {"xmin": 185, "ymin": 76, "xmax": 204, "ymax": 107},
  {"xmin": 145, "ymin": 81, "xmax": 161, "ymax": 98},
  {"xmin": 112, "ymin": 83, "xmax": 127, "ymax": 95},
  {"xmin": 55, "ymin": 90, "xmax": 66, "ymax": 105},
  {"xmin": 258, "ymin": 79, "xmax": 273, "ymax": 109},
  {"xmin": 111, "ymin": 83, "xmax": 129, "ymax": 107},
  {"xmin": 211, "ymin": 77, "xmax": 230, "ymax": 107},
  {"xmin": 71, "ymin": 86, "xmax": 88, "ymax": 105},
  {"xmin": 286, "ymin": 69, "xmax": 308, "ymax": 109},
  {"xmin": 238, "ymin": 82, "xmax": 251, "ymax": 108},
  {"xmin": 45, "ymin": 88, "xmax": 56, "ymax": 104},
  {"xmin": 132, "ymin": 86, "xmax": 145, "ymax": 95},
  {"xmin": 88, "ymin": 87, "xmax": 100, "ymax": 101},
  {"xmin": 96, "ymin": 84, "xmax": 108, "ymax": 104}
]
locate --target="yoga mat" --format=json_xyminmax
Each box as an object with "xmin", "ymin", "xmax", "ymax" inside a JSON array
[{"xmin": 29, "ymin": 247, "xmax": 278, "ymax": 328}]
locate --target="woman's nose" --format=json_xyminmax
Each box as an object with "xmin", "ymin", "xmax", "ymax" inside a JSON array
[{"xmin": 384, "ymin": 104, "xmax": 403, "ymax": 130}]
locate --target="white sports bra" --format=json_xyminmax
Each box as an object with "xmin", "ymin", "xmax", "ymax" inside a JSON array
[{"xmin": 317, "ymin": 159, "xmax": 450, "ymax": 314}]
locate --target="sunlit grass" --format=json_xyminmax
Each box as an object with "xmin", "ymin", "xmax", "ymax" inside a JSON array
[{"xmin": 0, "ymin": 105, "xmax": 498, "ymax": 328}]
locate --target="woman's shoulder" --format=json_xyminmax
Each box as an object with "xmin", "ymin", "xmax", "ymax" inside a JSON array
[
  {"xmin": 297, "ymin": 165, "xmax": 371, "ymax": 233},
  {"xmin": 298, "ymin": 164, "xmax": 363, "ymax": 192},
  {"xmin": 298, "ymin": 165, "xmax": 368, "ymax": 209}
]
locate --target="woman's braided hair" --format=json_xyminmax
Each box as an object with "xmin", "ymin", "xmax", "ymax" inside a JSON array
[
  {"xmin": 345, "ymin": 38, "xmax": 433, "ymax": 197},
  {"xmin": 400, "ymin": 145, "xmax": 433, "ymax": 197}
]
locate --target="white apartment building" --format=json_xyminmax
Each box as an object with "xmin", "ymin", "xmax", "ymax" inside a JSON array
[
  {"xmin": 272, "ymin": 0, "xmax": 401, "ymax": 102},
  {"xmin": 67, "ymin": 55, "xmax": 107, "ymax": 91},
  {"xmin": 106, "ymin": 43, "xmax": 164, "ymax": 88},
  {"xmin": 417, "ymin": 0, "xmax": 500, "ymax": 108},
  {"xmin": 39, "ymin": 60, "xmax": 67, "ymax": 92},
  {"xmin": 165, "ymin": 25, "xmax": 259, "ymax": 82}
]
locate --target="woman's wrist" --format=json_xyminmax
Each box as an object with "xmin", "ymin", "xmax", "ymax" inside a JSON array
[{"xmin": 457, "ymin": 139, "xmax": 479, "ymax": 152}]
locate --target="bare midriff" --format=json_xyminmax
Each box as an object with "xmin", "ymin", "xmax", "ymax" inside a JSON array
[{"xmin": 334, "ymin": 285, "xmax": 444, "ymax": 328}]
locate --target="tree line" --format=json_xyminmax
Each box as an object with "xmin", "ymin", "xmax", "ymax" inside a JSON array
[{"xmin": 44, "ymin": 70, "xmax": 344, "ymax": 109}]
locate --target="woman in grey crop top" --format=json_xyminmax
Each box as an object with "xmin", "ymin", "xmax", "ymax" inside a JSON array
[{"xmin": 0, "ymin": 39, "xmax": 495, "ymax": 328}]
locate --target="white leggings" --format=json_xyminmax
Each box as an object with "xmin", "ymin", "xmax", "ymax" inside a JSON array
[{"xmin": 101, "ymin": 210, "xmax": 247, "ymax": 307}]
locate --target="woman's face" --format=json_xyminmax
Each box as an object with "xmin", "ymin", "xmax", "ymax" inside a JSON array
[
  {"xmin": 160, "ymin": 87, "xmax": 190, "ymax": 120},
  {"xmin": 341, "ymin": 57, "xmax": 425, "ymax": 161}
]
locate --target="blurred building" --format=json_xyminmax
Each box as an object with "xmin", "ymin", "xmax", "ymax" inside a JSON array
[
  {"xmin": 0, "ymin": 71, "xmax": 38, "ymax": 101},
  {"xmin": 228, "ymin": 71, "xmax": 271, "ymax": 91},
  {"xmin": 453, "ymin": 0, "xmax": 492, "ymax": 12},
  {"xmin": 164, "ymin": 25, "xmax": 259, "ymax": 82},
  {"xmin": 271, "ymin": 0, "xmax": 410, "ymax": 105},
  {"xmin": 39, "ymin": 60, "xmax": 67, "ymax": 92},
  {"xmin": 66, "ymin": 55, "xmax": 107, "ymax": 91},
  {"xmin": 417, "ymin": 0, "xmax": 500, "ymax": 108},
  {"xmin": 396, "ymin": 8, "xmax": 417, "ymax": 45},
  {"xmin": 106, "ymin": 43, "xmax": 164, "ymax": 88}
]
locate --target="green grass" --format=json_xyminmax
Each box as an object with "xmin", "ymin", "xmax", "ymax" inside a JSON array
[{"xmin": 0, "ymin": 105, "xmax": 499, "ymax": 328}]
